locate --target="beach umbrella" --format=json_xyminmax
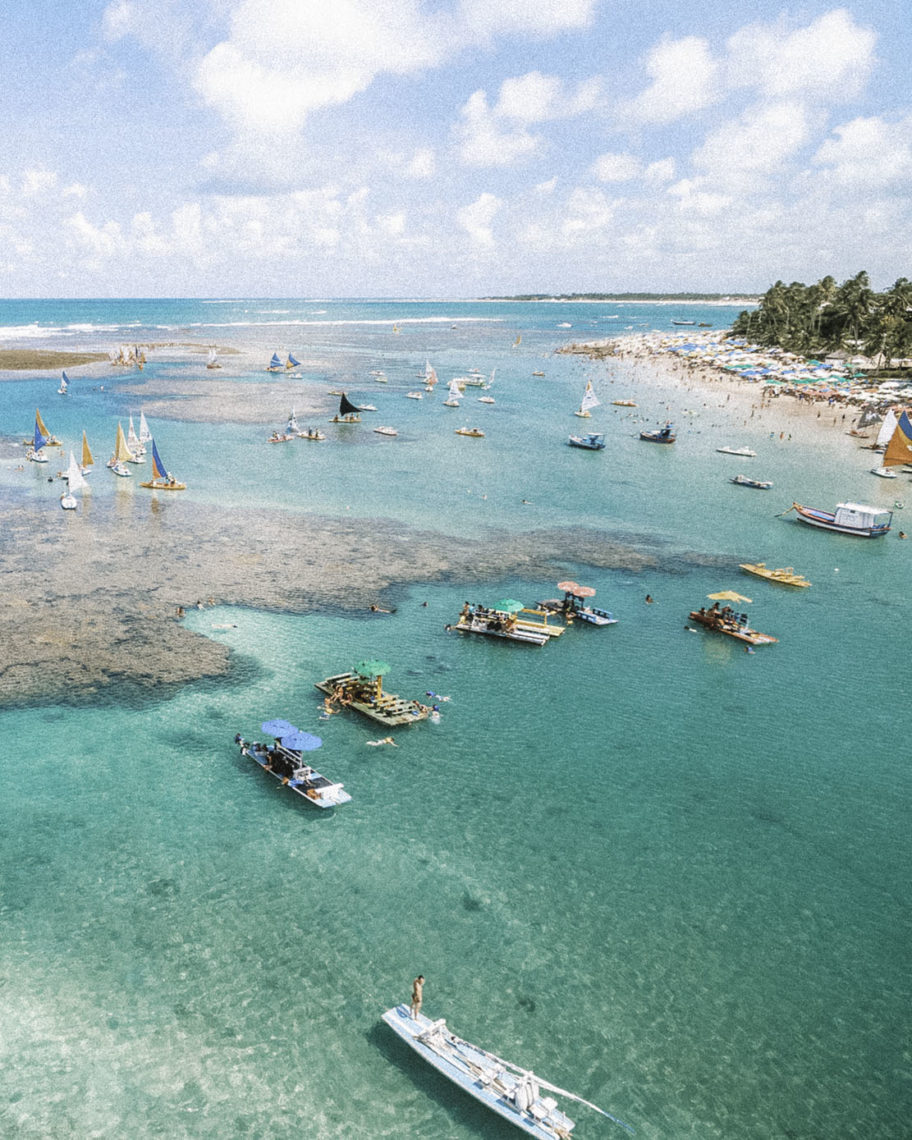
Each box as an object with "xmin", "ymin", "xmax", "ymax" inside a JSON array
[
  {"xmin": 354, "ymin": 659, "xmax": 390, "ymax": 677},
  {"xmin": 493, "ymin": 599, "xmax": 525, "ymax": 613},
  {"xmin": 557, "ymin": 580, "xmax": 580, "ymax": 592},
  {"xmin": 262, "ymin": 718, "xmax": 297, "ymax": 736},
  {"xmin": 573, "ymin": 585, "xmax": 597, "ymax": 598},
  {"xmin": 707, "ymin": 590, "xmax": 752, "ymax": 603},
  {"xmin": 280, "ymin": 730, "xmax": 322, "ymax": 752}
]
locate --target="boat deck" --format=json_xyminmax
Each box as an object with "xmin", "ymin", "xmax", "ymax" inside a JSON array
[
  {"xmin": 314, "ymin": 673, "xmax": 431, "ymax": 725},
  {"xmin": 688, "ymin": 611, "xmax": 777, "ymax": 645}
]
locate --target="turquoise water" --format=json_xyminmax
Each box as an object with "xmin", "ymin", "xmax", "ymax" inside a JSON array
[{"xmin": 0, "ymin": 301, "xmax": 909, "ymax": 1138}]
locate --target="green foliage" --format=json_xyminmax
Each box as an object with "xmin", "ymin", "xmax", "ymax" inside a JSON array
[{"xmin": 731, "ymin": 273, "xmax": 912, "ymax": 369}]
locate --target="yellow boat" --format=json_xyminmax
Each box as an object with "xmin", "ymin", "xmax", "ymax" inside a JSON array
[{"xmin": 740, "ymin": 563, "xmax": 811, "ymax": 588}]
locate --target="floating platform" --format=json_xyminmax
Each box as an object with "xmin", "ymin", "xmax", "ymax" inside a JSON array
[{"xmin": 315, "ymin": 672, "xmax": 432, "ymax": 725}]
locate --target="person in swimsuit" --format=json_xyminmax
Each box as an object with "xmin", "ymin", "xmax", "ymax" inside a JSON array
[{"xmin": 411, "ymin": 975, "xmax": 425, "ymax": 1019}]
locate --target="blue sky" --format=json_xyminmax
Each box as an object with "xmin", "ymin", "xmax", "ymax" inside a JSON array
[{"xmin": 0, "ymin": 1, "xmax": 909, "ymax": 297}]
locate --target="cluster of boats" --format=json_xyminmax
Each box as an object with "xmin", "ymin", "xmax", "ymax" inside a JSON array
[{"xmin": 449, "ymin": 584, "xmax": 618, "ymax": 646}]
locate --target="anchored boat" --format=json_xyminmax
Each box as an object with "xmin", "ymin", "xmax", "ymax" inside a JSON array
[
  {"xmin": 382, "ymin": 1003, "xmax": 633, "ymax": 1139},
  {"xmin": 639, "ymin": 422, "xmax": 675, "ymax": 443},
  {"xmin": 449, "ymin": 601, "xmax": 564, "ymax": 645},
  {"xmin": 787, "ymin": 501, "xmax": 892, "ymax": 537},
  {"xmin": 729, "ymin": 474, "xmax": 772, "ymax": 489},
  {"xmin": 234, "ymin": 721, "xmax": 350, "ymax": 808},
  {"xmin": 568, "ymin": 432, "xmax": 605, "ymax": 450},
  {"xmin": 538, "ymin": 580, "xmax": 618, "ymax": 626},
  {"xmin": 717, "ymin": 446, "xmax": 756, "ymax": 457},
  {"xmin": 315, "ymin": 662, "xmax": 434, "ymax": 726},
  {"xmin": 740, "ymin": 563, "xmax": 811, "ymax": 588},
  {"xmin": 688, "ymin": 598, "xmax": 777, "ymax": 645}
]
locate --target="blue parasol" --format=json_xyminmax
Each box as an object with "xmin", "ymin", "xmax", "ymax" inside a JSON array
[
  {"xmin": 281, "ymin": 730, "xmax": 322, "ymax": 752},
  {"xmin": 262, "ymin": 718, "xmax": 297, "ymax": 737}
]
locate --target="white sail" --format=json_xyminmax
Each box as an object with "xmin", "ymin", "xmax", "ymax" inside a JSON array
[
  {"xmin": 447, "ymin": 380, "xmax": 462, "ymax": 399},
  {"xmin": 127, "ymin": 416, "xmax": 142, "ymax": 450},
  {"xmin": 875, "ymin": 408, "xmax": 898, "ymax": 448},
  {"xmin": 138, "ymin": 411, "xmax": 152, "ymax": 443},
  {"xmin": 66, "ymin": 451, "xmax": 89, "ymax": 494},
  {"xmin": 579, "ymin": 381, "xmax": 600, "ymax": 414}
]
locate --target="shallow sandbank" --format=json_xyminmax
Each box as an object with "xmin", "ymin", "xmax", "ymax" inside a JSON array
[
  {"xmin": 0, "ymin": 349, "xmax": 109, "ymax": 373},
  {"xmin": 0, "ymin": 489, "xmax": 677, "ymax": 709}
]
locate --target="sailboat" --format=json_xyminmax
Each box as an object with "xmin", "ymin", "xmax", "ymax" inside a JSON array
[
  {"xmin": 60, "ymin": 451, "xmax": 89, "ymax": 510},
  {"xmin": 107, "ymin": 422, "xmax": 135, "ymax": 476},
  {"xmin": 424, "ymin": 360, "xmax": 438, "ymax": 390},
  {"xmin": 512, "ymin": 334, "xmax": 522, "ymax": 347},
  {"xmin": 80, "ymin": 431, "xmax": 94, "ymax": 474},
  {"xmin": 287, "ymin": 408, "xmax": 300, "ymax": 434},
  {"xmin": 138, "ymin": 412, "xmax": 152, "ymax": 446},
  {"xmin": 286, "ymin": 353, "xmax": 302, "ymax": 372},
  {"xmin": 33, "ymin": 408, "xmax": 61, "ymax": 446},
  {"xmin": 58, "ymin": 371, "xmax": 69, "ymax": 395},
  {"xmin": 872, "ymin": 408, "xmax": 912, "ymax": 477},
  {"xmin": 574, "ymin": 380, "xmax": 600, "ymax": 418},
  {"xmin": 127, "ymin": 416, "xmax": 146, "ymax": 460},
  {"xmin": 443, "ymin": 379, "xmax": 462, "ymax": 407},
  {"xmin": 206, "ymin": 347, "xmax": 221, "ymax": 369},
  {"xmin": 27, "ymin": 419, "xmax": 49, "ymax": 463},
  {"xmin": 331, "ymin": 393, "xmax": 362, "ymax": 423},
  {"xmin": 266, "ymin": 352, "xmax": 283, "ymax": 372},
  {"xmin": 140, "ymin": 438, "xmax": 186, "ymax": 490}
]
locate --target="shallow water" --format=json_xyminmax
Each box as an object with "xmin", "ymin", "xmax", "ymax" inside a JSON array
[{"xmin": 0, "ymin": 300, "xmax": 909, "ymax": 1138}]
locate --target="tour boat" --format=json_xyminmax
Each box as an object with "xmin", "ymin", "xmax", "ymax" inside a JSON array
[
  {"xmin": 729, "ymin": 474, "xmax": 772, "ymax": 489},
  {"xmin": 382, "ymin": 1003, "xmax": 633, "ymax": 1139},
  {"xmin": 234, "ymin": 722, "xmax": 350, "ymax": 809},
  {"xmin": 568, "ymin": 433, "xmax": 605, "ymax": 450},
  {"xmin": 688, "ymin": 605, "xmax": 778, "ymax": 645},
  {"xmin": 787, "ymin": 501, "xmax": 892, "ymax": 537}
]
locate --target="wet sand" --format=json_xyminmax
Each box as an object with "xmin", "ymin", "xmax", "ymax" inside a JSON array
[{"xmin": 0, "ymin": 349, "xmax": 108, "ymax": 373}]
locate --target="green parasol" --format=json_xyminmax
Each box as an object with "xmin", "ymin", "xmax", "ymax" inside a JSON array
[
  {"xmin": 493, "ymin": 599, "xmax": 525, "ymax": 613},
  {"xmin": 354, "ymin": 659, "xmax": 391, "ymax": 677}
]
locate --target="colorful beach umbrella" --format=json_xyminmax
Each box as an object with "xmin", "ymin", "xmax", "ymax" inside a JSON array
[
  {"xmin": 707, "ymin": 591, "xmax": 752, "ymax": 603},
  {"xmin": 556, "ymin": 580, "xmax": 580, "ymax": 592}
]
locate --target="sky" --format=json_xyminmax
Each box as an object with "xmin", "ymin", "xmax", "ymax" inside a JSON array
[{"xmin": 0, "ymin": 0, "xmax": 909, "ymax": 298}]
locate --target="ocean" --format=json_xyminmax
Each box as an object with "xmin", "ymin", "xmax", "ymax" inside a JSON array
[{"xmin": 0, "ymin": 299, "xmax": 908, "ymax": 1138}]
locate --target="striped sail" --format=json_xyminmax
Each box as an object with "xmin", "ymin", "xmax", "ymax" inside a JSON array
[
  {"xmin": 150, "ymin": 439, "xmax": 169, "ymax": 481},
  {"xmin": 882, "ymin": 409, "xmax": 912, "ymax": 467}
]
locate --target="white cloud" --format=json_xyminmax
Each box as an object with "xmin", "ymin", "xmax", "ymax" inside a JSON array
[
  {"xmin": 535, "ymin": 177, "xmax": 558, "ymax": 194},
  {"xmin": 667, "ymin": 180, "xmax": 732, "ymax": 216},
  {"xmin": 624, "ymin": 36, "xmax": 720, "ymax": 125},
  {"xmin": 23, "ymin": 170, "xmax": 58, "ymax": 195},
  {"xmin": 458, "ymin": 0, "xmax": 598, "ymax": 39},
  {"xmin": 494, "ymin": 72, "xmax": 601, "ymax": 123},
  {"xmin": 692, "ymin": 101, "xmax": 810, "ymax": 187},
  {"xmin": 644, "ymin": 159, "xmax": 675, "ymax": 184},
  {"xmin": 562, "ymin": 187, "xmax": 615, "ymax": 236},
  {"xmin": 404, "ymin": 148, "xmax": 436, "ymax": 179},
  {"xmin": 457, "ymin": 90, "xmax": 539, "ymax": 166},
  {"xmin": 457, "ymin": 192, "xmax": 501, "ymax": 246},
  {"xmin": 591, "ymin": 152, "xmax": 641, "ymax": 183},
  {"xmin": 726, "ymin": 9, "xmax": 876, "ymax": 103},
  {"xmin": 813, "ymin": 116, "xmax": 912, "ymax": 188}
]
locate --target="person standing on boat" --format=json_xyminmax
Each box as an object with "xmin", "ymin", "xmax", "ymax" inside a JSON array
[{"xmin": 410, "ymin": 975, "xmax": 425, "ymax": 1020}]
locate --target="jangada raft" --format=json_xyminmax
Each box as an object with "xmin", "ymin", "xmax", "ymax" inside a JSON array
[
  {"xmin": 688, "ymin": 603, "xmax": 777, "ymax": 645},
  {"xmin": 315, "ymin": 662, "xmax": 434, "ymax": 726},
  {"xmin": 382, "ymin": 1004, "xmax": 634, "ymax": 1138},
  {"xmin": 785, "ymin": 501, "xmax": 892, "ymax": 537},
  {"xmin": 234, "ymin": 720, "xmax": 351, "ymax": 808}
]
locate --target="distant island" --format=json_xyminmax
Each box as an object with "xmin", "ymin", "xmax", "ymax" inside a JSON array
[{"xmin": 483, "ymin": 292, "xmax": 760, "ymax": 303}]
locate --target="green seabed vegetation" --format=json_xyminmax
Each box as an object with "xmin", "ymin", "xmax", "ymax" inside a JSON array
[{"xmin": 731, "ymin": 271, "xmax": 912, "ymax": 376}]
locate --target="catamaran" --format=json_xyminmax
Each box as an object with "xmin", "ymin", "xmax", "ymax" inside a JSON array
[
  {"xmin": 139, "ymin": 438, "xmax": 186, "ymax": 490},
  {"xmin": 574, "ymin": 380, "xmax": 599, "ymax": 418},
  {"xmin": 382, "ymin": 1003, "xmax": 633, "ymax": 1139},
  {"xmin": 60, "ymin": 451, "xmax": 89, "ymax": 510}
]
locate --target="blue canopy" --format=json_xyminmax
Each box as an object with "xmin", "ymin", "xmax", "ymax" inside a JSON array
[
  {"xmin": 262, "ymin": 718, "xmax": 297, "ymax": 737},
  {"xmin": 281, "ymin": 730, "xmax": 322, "ymax": 752}
]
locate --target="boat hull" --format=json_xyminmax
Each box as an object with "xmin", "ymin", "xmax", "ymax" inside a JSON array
[
  {"xmin": 688, "ymin": 611, "xmax": 777, "ymax": 645},
  {"xmin": 640, "ymin": 431, "xmax": 675, "ymax": 443},
  {"xmin": 382, "ymin": 1006, "xmax": 576, "ymax": 1140},
  {"xmin": 568, "ymin": 435, "xmax": 605, "ymax": 450},
  {"xmin": 236, "ymin": 738, "xmax": 351, "ymax": 808},
  {"xmin": 793, "ymin": 505, "xmax": 890, "ymax": 537}
]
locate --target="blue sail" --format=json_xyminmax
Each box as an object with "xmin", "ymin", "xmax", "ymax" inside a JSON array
[
  {"xmin": 287, "ymin": 353, "xmax": 301, "ymax": 367},
  {"xmin": 150, "ymin": 438, "xmax": 169, "ymax": 481},
  {"xmin": 269, "ymin": 353, "xmax": 282, "ymax": 368},
  {"xmin": 33, "ymin": 421, "xmax": 48, "ymax": 451},
  {"xmin": 61, "ymin": 371, "xmax": 69, "ymax": 384}
]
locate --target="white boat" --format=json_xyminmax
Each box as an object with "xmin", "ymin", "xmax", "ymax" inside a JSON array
[
  {"xmin": 717, "ymin": 446, "xmax": 756, "ymax": 457},
  {"xmin": 286, "ymin": 408, "xmax": 300, "ymax": 435},
  {"xmin": 382, "ymin": 1004, "xmax": 633, "ymax": 1139},
  {"xmin": 443, "ymin": 379, "xmax": 462, "ymax": 407},
  {"xmin": 234, "ymin": 724, "xmax": 351, "ymax": 809},
  {"xmin": 57, "ymin": 371, "xmax": 69, "ymax": 395},
  {"xmin": 127, "ymin": 416, "xmax": 146, "ymax": 460},
  {"xmin": 138, "ymin": 412, "xmax": 152, "ymax": 446},
  {"xmin": 373, "ymin": 426, "xmax": 398, "ymax": 436},
  {"xmin": 206, "ymin": 347, "xmax": 221, "ymax": 369},
  {"xmin": 478, "ymin": 396, "xmax": 495, "ymax": 404},
  {"xmin": 60, "ymin": 451, "xmax": 89, "ymax": 510},
  {"xmin": 871, "ymin": 466, "xmax": 898, "ymax": 478},
  {"xmin": 359, "ymin": 404, "xmax": 377, "ymax": 412},
  {"xmin": 373, "ymin": 371, "xmax": 388, "ymax": 382},
  {"xmin": 788, "ymin": 501, "xmax": 892, "ymax": 537},
  {"xmin": 574, "ymin": 380, "xmax": 599, "ymax": 418},
  {"xmin": 406, "ymin": 391, "xmax": 423, "ymax": 400}
]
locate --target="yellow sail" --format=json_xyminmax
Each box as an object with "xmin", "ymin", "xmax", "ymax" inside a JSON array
[
  {"xmin": 115, "ymin": 422, "xmax": 133, "ymax": 462},
  {"xmin": 513, "ymin": 334, "xmax": 521, "ymax": 347},
  {"xmin": 882, "ymin": 409, "xmax": 912, "ymax": 467},
  {"xmin": 36, "ymin": 408, "xmax": 51, "ymax": 437},
  {"xmin": 81, "ymin": 431, "xmax": 94, "ymax": 468}
]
